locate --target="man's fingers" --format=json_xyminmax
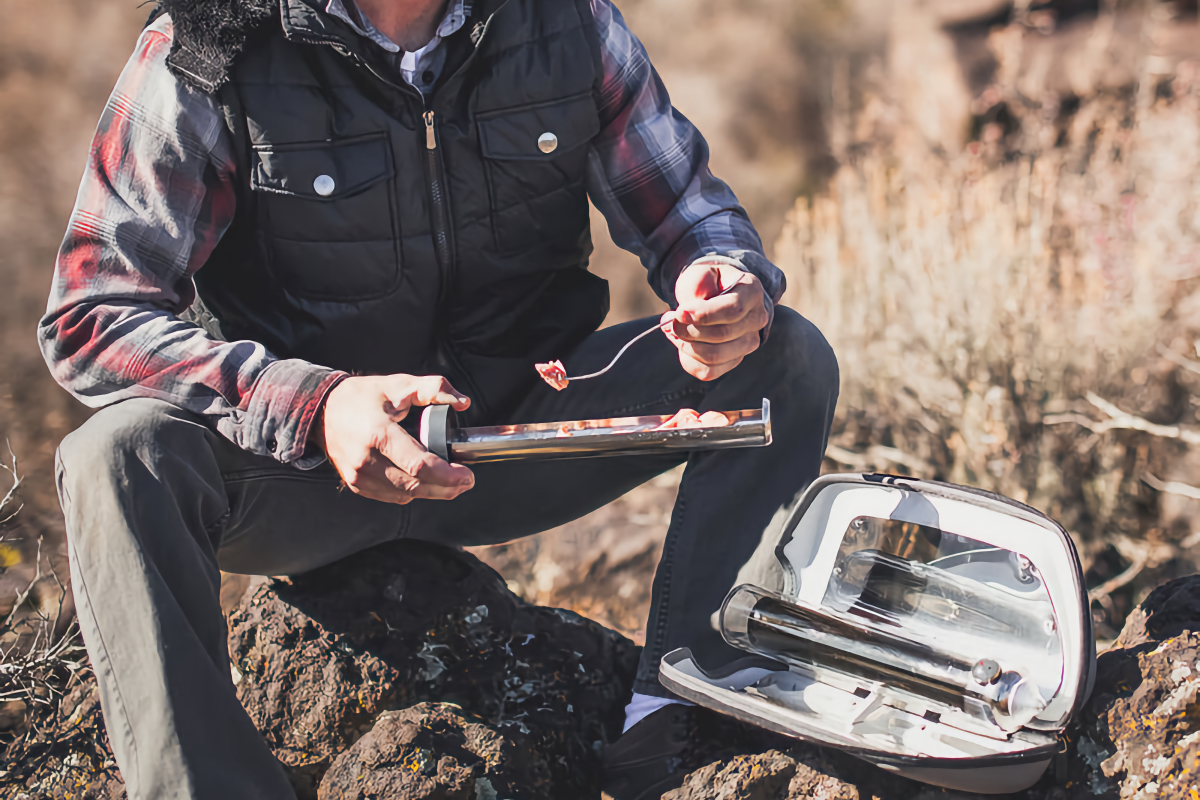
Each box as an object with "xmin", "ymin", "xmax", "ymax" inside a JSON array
[
  {"xmin": 665, "ymin": 315, "xmax": 760, "ymax": 345},
  {"xmin": 323, "ymin": 373, "xmax": 476, "ymax": 505},
  {"xmin": 381, "ymin": 463, "xmax": 474, "ymax": 500},
  {"xmin": 677, "ymin": 282, "xmax": 766, "ymax": 327},
  {"xmin": 675, "ymin": 286, "xmax": 744, "ymax": 325},
  {"xmin": 341, "ymin": 463, "xmax": 416, "ymax": 505},
  {"xmin": 678, "ymin": 350, "xmax": 743, "ymax": 381},
  {"xmin": 409, "ymin": 375, "xmax": 472, "ymax": 410},
  {"xmin": 377, "ymin": 424, "xmax": 475, "ymax": 491},
  {"xmin": 382, "ymin": 375, "xmax": 471, "ymax": 418},
  {"xmin": 665, "ymin": 328, "xmax": 760, "ymax": 367},
  {"xmin": 343, "ymin": 454, "xmax": 475, "ymax": 505}
]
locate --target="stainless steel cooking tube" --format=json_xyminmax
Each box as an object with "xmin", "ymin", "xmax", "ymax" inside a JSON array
[
  {"xmin": 720, "ymin": 585, "xmax": 1048, "ymax": 732},
  {"xmin": 420, "ymin": 399, "xmax": 771, "ymax": 464}
]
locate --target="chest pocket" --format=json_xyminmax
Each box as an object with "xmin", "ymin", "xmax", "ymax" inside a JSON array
[
  {"xmin": 251, "ymin": 133, "xmax": 400, "ymax": 301},
  {"xmin": 478, "ymin": 93, "xmax": 599, "ymax": 254}
]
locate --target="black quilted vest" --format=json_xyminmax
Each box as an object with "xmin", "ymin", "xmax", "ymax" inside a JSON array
[{"xmin": 171, "ymin": 0, "xmax": 609, "ymax": 420}]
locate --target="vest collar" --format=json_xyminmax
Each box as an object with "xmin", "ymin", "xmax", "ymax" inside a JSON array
[
  {"xmin": 280, "ymin": 0, "xmax": 357, "ymax": 46},
  {"xmin": 279, "ymin": 0, "xmax": 488, "ymax": 49}
]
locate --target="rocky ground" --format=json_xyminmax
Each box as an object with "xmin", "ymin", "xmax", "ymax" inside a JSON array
[{"xmin": 4, "ymin": 541, "xmax": 1200, "ymax": 799}]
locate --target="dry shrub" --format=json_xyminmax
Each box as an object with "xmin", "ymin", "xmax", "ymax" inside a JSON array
[
  {"xmin": 777, "ymin": 3, "xmax": 1200, "ymax": 638},
  {"xmin": 0, "ymin": 456, "xmax": 114, "ymax": 794}
]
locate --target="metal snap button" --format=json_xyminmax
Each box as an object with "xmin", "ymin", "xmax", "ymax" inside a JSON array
[
  {"xmin": 313, "ymin": 174, "xmax": 336, "ymax": 196},
  {"xmin": 971, "ymin": 658, "xmax": 1001, "ymax": 685},
  {"xmin": 538, "ymin": 132, "xmax": 558, "ymax": 154}
]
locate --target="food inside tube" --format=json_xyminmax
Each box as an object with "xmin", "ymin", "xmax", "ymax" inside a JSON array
[
  {"xmin": 535, "ymin": 360, "xmax": 569, "ymax": 391},
  {"xmin": 552, "ymin": 409, "xmax": 731, "ymax": 438},
  {"xmin": 557, "ymin": 421, "xmax": 586, "ymax": 438},
  {"xmin": 656, "ymin": 409, "xmax": 731, "ymax": 430}
]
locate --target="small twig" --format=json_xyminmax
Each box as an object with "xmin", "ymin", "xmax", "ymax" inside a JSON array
[
  {"xmin": 1043, "ymin": 393, "xmax": 1200, "ymax": 445},
  {"xmin": 1142, "ymin": 472, "xmax": 1200, "ymax": 501},
  {"xmin": 1088, "ymin": 549, "xmax": 1149, "ymax": 602},
  {"xmin": 1042, "ymin": 411, "xmax": 1102, "ymax": 429},
  {"xmin": 3, "ymin": 538, "xmax": 43, "ymax": 631},
  {"xmin": 825, "ymin": 443, "xmax": 934, "ymax": 475},
  {"xmin": 0, "ymin": 442, "xmax": 22, "ymax": 525},
  {"xmin": 1157, "ymin": 344, "xmax": 1200, "ymax": 377}
]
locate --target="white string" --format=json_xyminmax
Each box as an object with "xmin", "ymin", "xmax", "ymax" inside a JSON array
[
  {"xmin": 565, "ymin": 283, "xmax": 740, "ymax": 382},
  {"xmin": 565, "ymin": 322, "xmax": 665, "ymax": 381}
]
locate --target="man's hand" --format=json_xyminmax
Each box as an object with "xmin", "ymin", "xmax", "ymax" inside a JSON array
[
  {"xmin": 663, "ymin": 261, "xmax": 769, "ymax": 381},
  {"xmin": 315, "ymin": 374, "xmax": 475, "ymax": 505}
]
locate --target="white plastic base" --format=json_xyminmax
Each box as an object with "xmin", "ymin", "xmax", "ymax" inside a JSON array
[{"xmin": 660, "ymin": 649, "xmax": 1055, "ymax": 795}]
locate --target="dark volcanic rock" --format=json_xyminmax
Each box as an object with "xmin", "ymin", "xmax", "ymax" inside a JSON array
[
  {"xmin": 647, "ymin": 704, "xmax": 904, "ymax": 800},
  {"xmin": 320, "ymin": 702, "xmax": 543, "ymax": 800},
  {"xmin": 14, "ymin": 561, "xmax": 1200, "ymax": 800},
  {"xmin": 1045, "ymin": 577, "xmax": 1200, "ymax": 799},
  {"xmin": 664, "ymin": 751, "xmax": 801, "ymax": 800},
  {"xmin": 1113, "ymin": 574, "xmax": 1200, "ymax": 648},
  {"xmin": 662, "ymin": 749, "xmax": 862, "ymax": 800},
  {"xmin": 227, "ymin": 539, "xmax": 639, "ymax": 798},
  {"xmin": 649, "ymin": 577, "xmax": 1200, "ymax": 800}
]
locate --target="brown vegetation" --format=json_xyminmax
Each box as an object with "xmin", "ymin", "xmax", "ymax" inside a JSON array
[
  {"xmin": 777, "ymin": 0, "xmax": 1200, "ymax": 642},
  {"xmin": 0, "ymin": 458, "xmax": 110, "ymax": 792}
]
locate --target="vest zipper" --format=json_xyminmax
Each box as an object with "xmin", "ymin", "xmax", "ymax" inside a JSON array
[
  {"xmin": 422, "ymin": 106, "xmax": 479, "ymax": 408},
  {"xmin": 311, "ymin": 25, "xmax": 506, "ymax": 404},
  {"xmin": 423, "ymin": 108, "xmax": 456, "ymax": 303},
  {"xmin": 313, "ymin": 41, "xmax": 455, "ymax": 305},
  {"xmin": 313, "ymin": 19, "xmax": 507, "ymax": 310}
]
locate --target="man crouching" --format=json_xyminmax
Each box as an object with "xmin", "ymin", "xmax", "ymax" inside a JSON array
[{"xmin": 40, "ymin": 0, "xmax": 838, "ymax": 797}]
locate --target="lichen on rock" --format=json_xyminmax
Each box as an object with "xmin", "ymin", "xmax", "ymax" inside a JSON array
[
  {"xmin": 10, "ymin": 549, "xmax": 1200, "ymax": 800},
  {"xmin": 225, "ymin": 539, "xmax": 640, "ymax": 798}
]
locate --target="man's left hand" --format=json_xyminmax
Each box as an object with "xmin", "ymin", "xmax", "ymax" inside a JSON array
[{"xmin": 663, "ymin": 261, "xmax": 768, "ymax": 381}]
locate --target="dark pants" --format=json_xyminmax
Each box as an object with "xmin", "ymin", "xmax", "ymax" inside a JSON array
[{"xmin": 56, "ymin": 306, "xmax": 838, "ymax": 800}]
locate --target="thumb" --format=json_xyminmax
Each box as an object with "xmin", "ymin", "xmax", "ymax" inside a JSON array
[
  {"xmin": 676, "ymin": 262, "xmax": 724, "ymax": 311},
  {"xmin": 384, "ymin": 375, "xmax": 471, "ymax": 420},
  {"xmin": 411, "ymin": 376, "xmax": 472, "ymax": 410}
]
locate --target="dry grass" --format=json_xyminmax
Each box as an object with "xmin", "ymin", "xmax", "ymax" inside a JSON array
[
  {"xmin": 0, "ymin": 457, "xmax": 113, "ymax": 792},
  {"xmin": 777, "ymin": 1, "xmax": 1200, "ymax": 638}
]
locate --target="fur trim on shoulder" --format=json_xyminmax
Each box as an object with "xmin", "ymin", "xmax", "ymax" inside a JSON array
[{"xmin": 155, "ymin": 0, "xmax": 278, "ymax": 93}]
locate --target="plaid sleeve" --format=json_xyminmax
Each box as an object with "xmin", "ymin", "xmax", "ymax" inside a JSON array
[
  {"xmin": 37, "ymin": 17, "xmax": 346, "ymax": 467},
  {"xmin": 585, "ymin": 0, "xmax": 785, "ymax": 329}
]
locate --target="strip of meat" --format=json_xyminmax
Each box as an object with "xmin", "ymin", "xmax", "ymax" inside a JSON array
[
  {"xmin": 698, "ymin": 411, "xmax": 733, "ymax": 427},
  {"xmin": 657, "ymin": 409, "xmax": 702, "ymax": 429},
  {"xmin": 655, "ymin": 409, "xmax": 732, "ymax": 430},
  {"xmin": 535, "ymin": 360, "xmax": 569, "ymax": 391},
  {"xmin": 557, "ymin": 421, "xmax": 586, "ymax": 438}
]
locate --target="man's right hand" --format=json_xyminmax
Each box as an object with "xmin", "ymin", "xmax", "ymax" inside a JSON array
[{"xmin": 315, "ymin": 374, "xmax": 475, "ymax": 505}]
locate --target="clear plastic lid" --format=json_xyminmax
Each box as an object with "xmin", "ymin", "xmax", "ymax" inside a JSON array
[
  {"xmin": 825, "ymin": 516, "xmax": 1063, "ymax": 691},
  {"xmin": 721, "ymin": 514, "xmax": 1066, "ymax": 732}
]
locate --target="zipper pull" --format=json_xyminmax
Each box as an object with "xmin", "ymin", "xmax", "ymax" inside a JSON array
[{"xmin": 424, "ymin": 111, "xmax": 437, "ymax": 150}]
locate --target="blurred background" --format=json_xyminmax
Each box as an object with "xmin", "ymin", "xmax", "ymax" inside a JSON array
[{"xmin": 2, "ymin": 0, "xmax": 1200, "ymax": 654}]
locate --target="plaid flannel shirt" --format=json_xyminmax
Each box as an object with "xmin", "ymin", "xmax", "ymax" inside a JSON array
[{"xmin": 39, "ymin": 0, "xmax": 785, "ymax": 467}]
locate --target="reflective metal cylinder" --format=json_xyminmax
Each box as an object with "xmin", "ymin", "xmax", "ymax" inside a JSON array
[
  {"xmin": 720, "ymin": 585, "xmax": 1047, "ymax": 731},
  {"xmin": 421, "ymin": 400, "xmax": 771, "ymax": 464}
]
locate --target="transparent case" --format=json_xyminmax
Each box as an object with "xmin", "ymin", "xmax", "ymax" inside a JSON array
[{"xmin": 659, "ymin": 474, "xmax": 1094, "ymax": 794}]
